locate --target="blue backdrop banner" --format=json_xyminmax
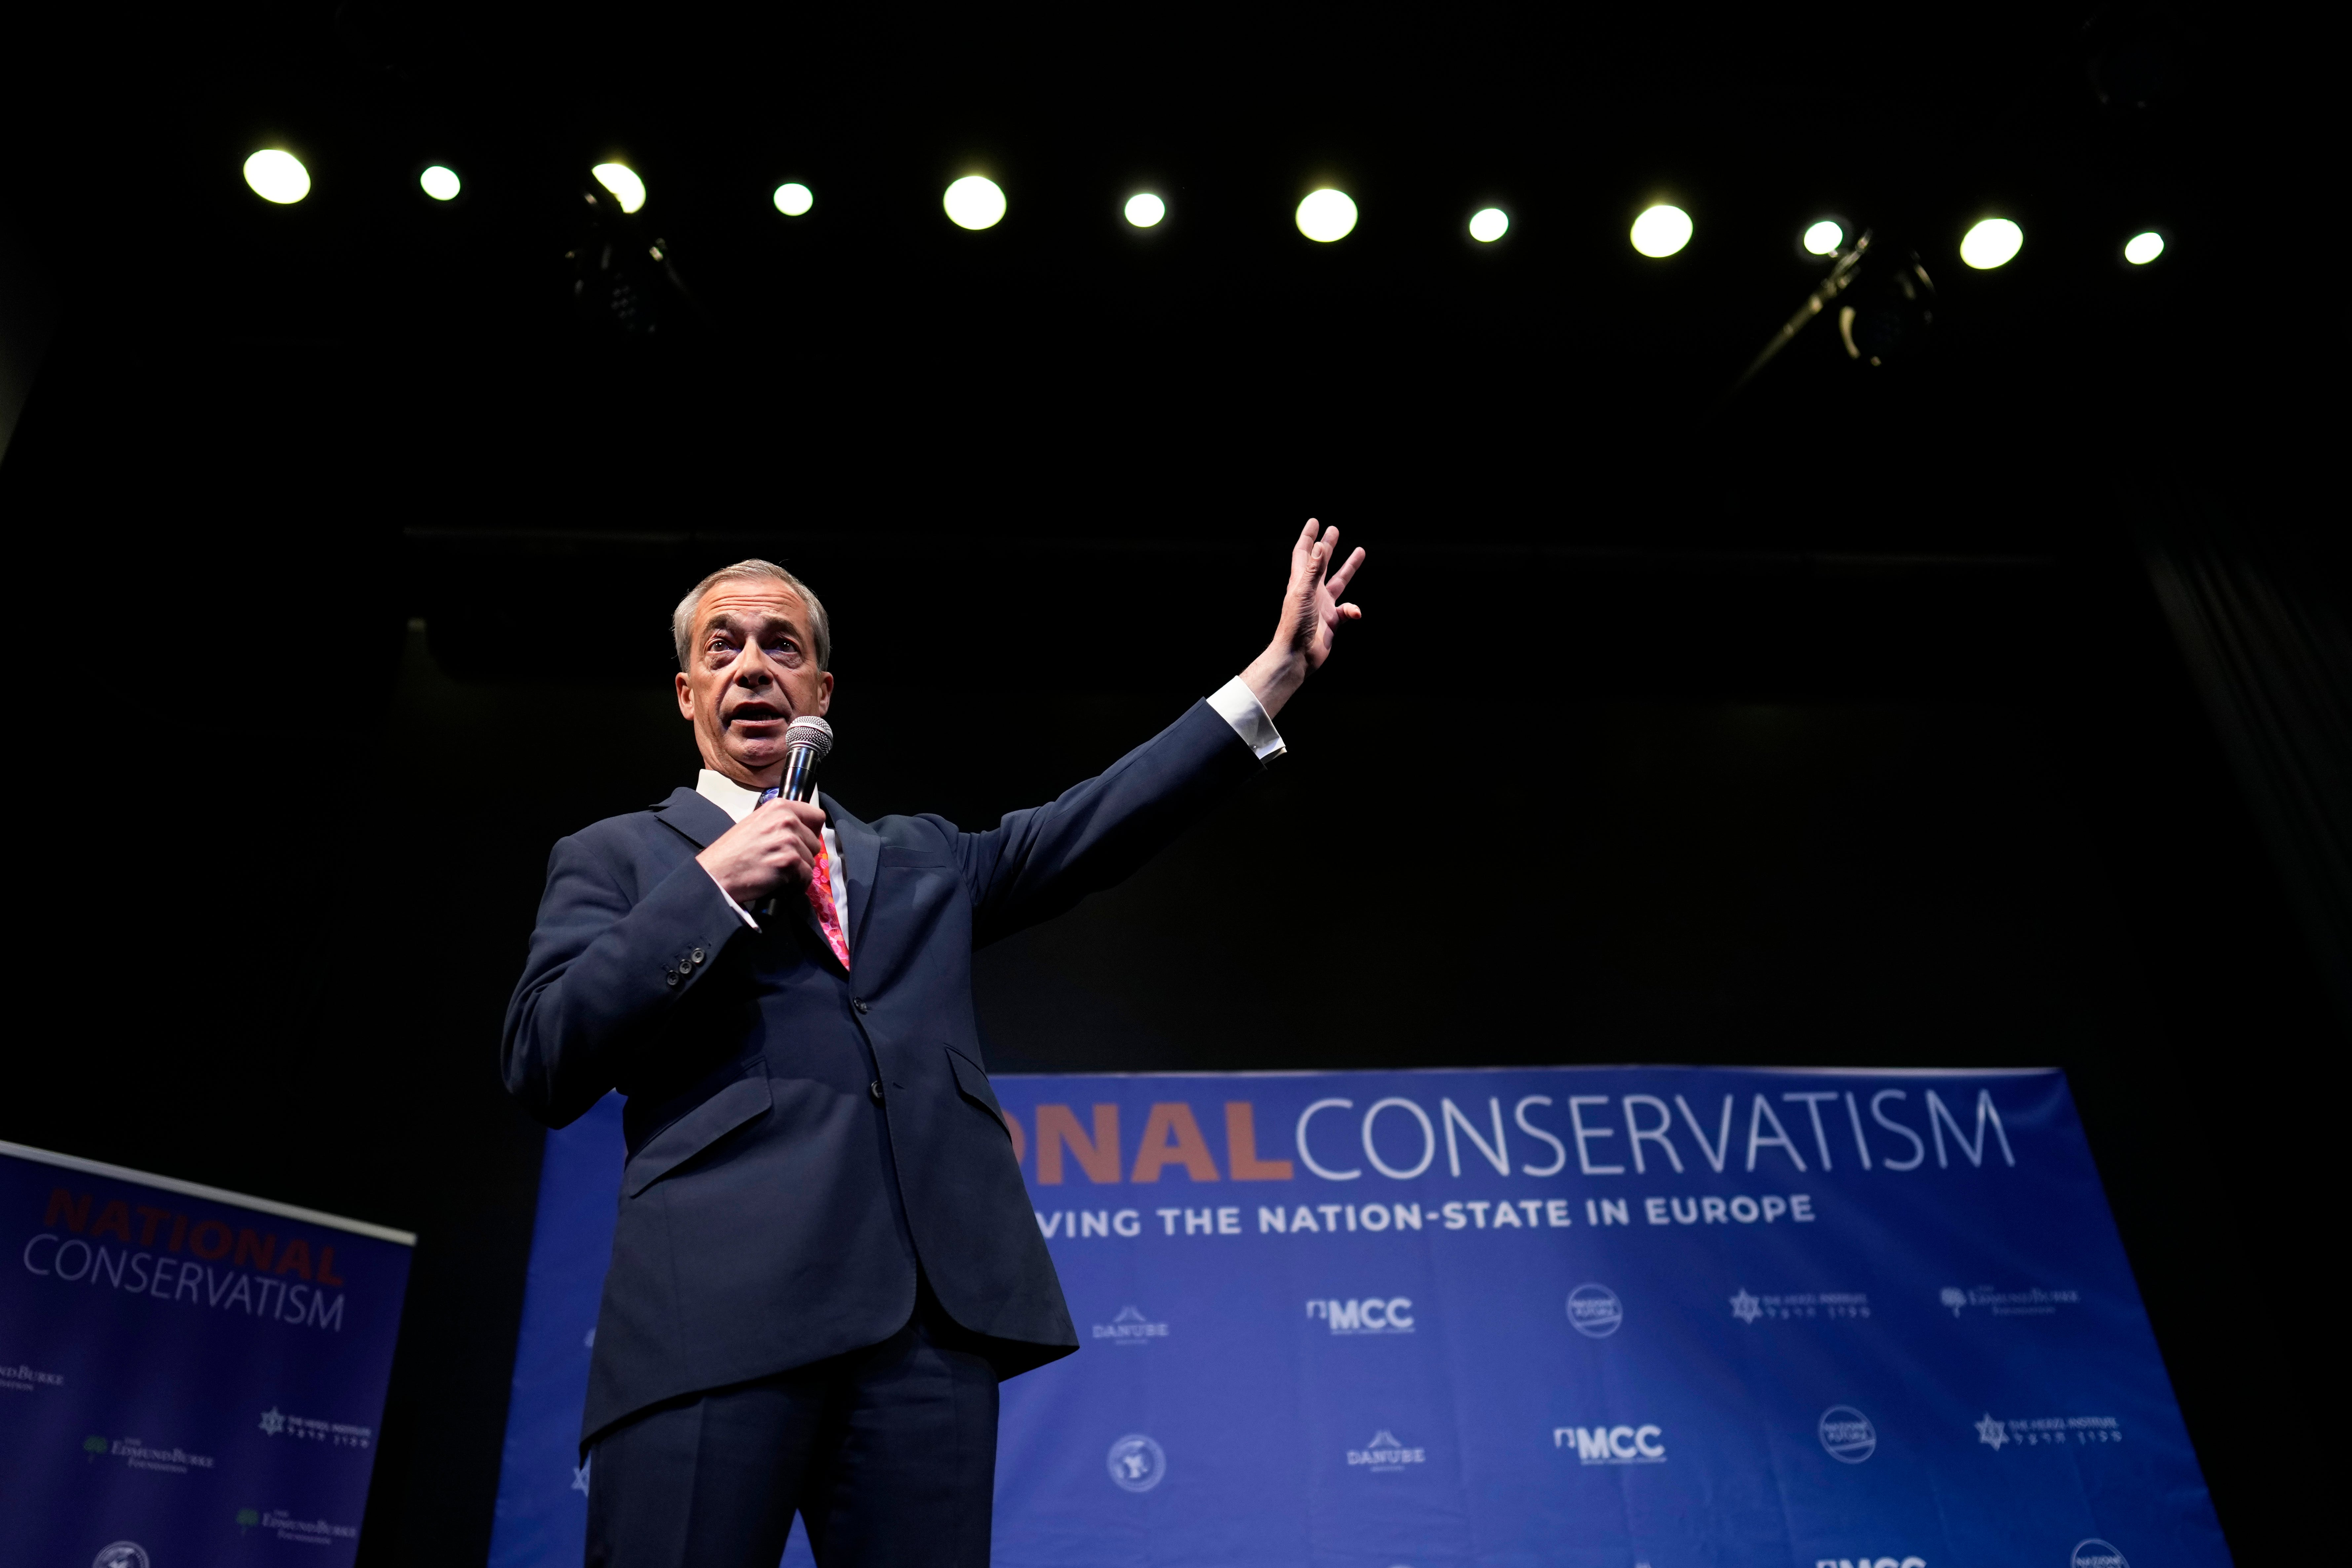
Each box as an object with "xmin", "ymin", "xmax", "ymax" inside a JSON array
[
  {"xmin": 491, "ymin": 1068, "xmax": 2228, "ymax": 1568},
  {"xmin": 1, "ymin": 1140, "xmax": 413, "ymax": 1567}
]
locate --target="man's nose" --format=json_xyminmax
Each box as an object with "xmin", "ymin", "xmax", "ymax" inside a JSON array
[{"xmin": 732, "ymin": 648, "xmax": 774, "ymax": 685}]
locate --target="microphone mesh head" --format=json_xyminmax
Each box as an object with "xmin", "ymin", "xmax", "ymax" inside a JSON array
[{"xmin": 784, "ymin": 714, "xmax": 834, "ymax": 760}]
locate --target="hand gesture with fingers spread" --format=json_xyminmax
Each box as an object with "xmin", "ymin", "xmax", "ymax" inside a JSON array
[{"xmin": 1242, "ymin": 519, "xmax": 1367, "ymax": 719}]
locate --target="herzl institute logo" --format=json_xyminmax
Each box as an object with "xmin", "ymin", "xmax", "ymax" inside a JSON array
[
  {"xmin": 257, "ymin": 1404, "xmax": 377, "ymax": 1449},
  {"xmin": 1553, "ymin": 1424, "xmax": 1666, "ymax": 1464},
  {"xmin": 1732, "ymin": 1288, "xmax": 1870, "ymax": 1322},
  {"xmin": 1306, "ymin": 1296, "xmax": 1414, "ymax": 1334},
  {"xmin": 1977, "ymin": 1412, "xmax": 2123, "ymax": 1450},
  {"xmin": 2071, "ymin": 1542, "xmax": 2129, "ymax": 1568},
  {"xmin": 1565, "ymin": 1283, "xmax": 1623, "ymax": 1338},
  {"xmin": 1091, "ymin": 1305, "xmax": 1169, "ymax": 1346},
  {"xmin": 92, "ymin": 1546, "xmax": 149, "ymax": 1568},
  {"xmin": 1818, "ymin": 1406, "xmax": 1877, "ymax": 1463},
  {"xmin": 1346, "ymin": 1429, "xmax": 1428, "ymax": 1471},
  {"xmin": 1105, "ymin": 1434, "xmax": 1166, "ymax": 1493}
]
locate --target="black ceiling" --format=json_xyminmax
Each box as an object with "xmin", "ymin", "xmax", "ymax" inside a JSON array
[{"xmin": 9, "ymin": 2, "xmax": 2257, "ymax": 571}]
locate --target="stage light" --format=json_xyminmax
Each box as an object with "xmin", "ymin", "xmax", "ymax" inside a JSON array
[
  {"xmin": 419, "ymin": 165, "xmax": 461, "ymax": 202},
  {"xmin": 592, "ymin": 163, "xmax": 646, "ymax": 213},
  {"xmin": 1960, "ymin": 217, "xmax": 2023, "ymax": 270},
  {"xmin": 773, "ymin": 182, "xmax": 813, "ymax": 217},
  {"xmin": 1468, "ymin": 207, "xmax": 1508, "ymax": 243},
  {"xmin": 1803, "ymin": 219, "xmax": 1844, "ymax": 255},
  {"xmin": 1630, "ymin": 204, "xmax": 1692, "ymax": 258},
  {"xmin": 2124, "ymin": 230, "xmax": 2165, "ymax": 265},
  {"xmin": 1124, "ymin": 192, "xmax": 1166, "ymax": 228},
  {"xmin": 944, "ymin": 175, "xmax": 1006, "ymax": 231},
  {"xmin": 243, "ymin": 149, "xmax": 311, "ymax": 205},
  {"xmin": 1296, "ymin": 189, "xmax": 1357, "ymax": 243}
]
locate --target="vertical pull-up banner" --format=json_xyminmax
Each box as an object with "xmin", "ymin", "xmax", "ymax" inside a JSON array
[
  {"xmin": 0, "ymin": 1141, "xmax": 413, "ymax": 1567},
  {"xmin": 492, "ymin": 1068, "xmax": 2230, "ymax": 1568}
]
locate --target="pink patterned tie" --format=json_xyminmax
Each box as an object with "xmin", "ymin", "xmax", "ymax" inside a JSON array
[
  {"xmin": 804, "ymin": 839, "xmax": 850, "ymax": 970},
  {"xmin": 760, "ymin": 788, "xmax": 851, "ymax": 970}
]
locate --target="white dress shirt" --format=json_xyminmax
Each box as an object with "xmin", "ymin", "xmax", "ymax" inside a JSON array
[{"xmin": 693, "ymin": 678, "xmax": 1284, "ymax": 934}]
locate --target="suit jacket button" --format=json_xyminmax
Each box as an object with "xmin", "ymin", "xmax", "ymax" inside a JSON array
[
  {"xmin": 691, "ymin": 948, "xmax": 705, "ymax": 964},
  {"xmin": 665, "ymin": 971, "xmax": 679, "ymax": 987},
  {"xmin": 851, "ymin": 998, "xmax": 869, "ymax": 1014},
  {"xmin": 868, "ymin": 1080, "xmax": 885, "ymax": 1105}
]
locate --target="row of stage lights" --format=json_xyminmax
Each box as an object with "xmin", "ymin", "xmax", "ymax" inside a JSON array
[{"xmin": 238, "ymin": 149, "xmax": 2173, "ymax": 272}]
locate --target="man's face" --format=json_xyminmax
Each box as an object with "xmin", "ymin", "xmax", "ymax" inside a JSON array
[{"xmin": 674, "ymin": 580, "xmax": 834, "ymax": 786}]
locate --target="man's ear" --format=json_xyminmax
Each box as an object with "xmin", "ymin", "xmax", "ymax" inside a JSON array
[
  {"xmin": 816, "ymin": 672, "xmax": 834, "ymax": 715},
  {"xmin": 675, "ymin": 671, "xmax": 695, "ymax": 720}
]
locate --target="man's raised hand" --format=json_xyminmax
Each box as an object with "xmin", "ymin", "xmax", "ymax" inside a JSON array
[{"xmin": 1242, "ymin": 519, "xmax": 1366, "ymax": 719}]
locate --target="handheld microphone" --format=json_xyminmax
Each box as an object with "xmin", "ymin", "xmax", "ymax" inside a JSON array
[
  {"xmin": 759, "ymin": 715, "xmax": 834, "ymax": 920},
  {"xmin": 775, "ymin": 714, "xmax": 834, "ymax": 805}
]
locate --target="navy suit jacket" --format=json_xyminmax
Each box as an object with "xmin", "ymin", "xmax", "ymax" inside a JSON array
[{"xmin": 501, "ymin": 699, "xmax": 1261, "ymax": 1449}]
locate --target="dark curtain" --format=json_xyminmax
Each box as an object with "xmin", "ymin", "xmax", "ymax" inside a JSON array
[{"xmin": 2143, "ymin": 507, "xmax": 2352, "ymax": 1028}]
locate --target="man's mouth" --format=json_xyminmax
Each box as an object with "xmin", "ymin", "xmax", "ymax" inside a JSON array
[{"xmin": 725, "ymin": 702, "xmax": 788, "ymax": 729}]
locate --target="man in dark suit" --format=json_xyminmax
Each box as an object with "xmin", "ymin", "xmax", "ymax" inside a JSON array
[{"xmin": 502, "ymin": 522, "xmax": 1365, "ymax": 1567}]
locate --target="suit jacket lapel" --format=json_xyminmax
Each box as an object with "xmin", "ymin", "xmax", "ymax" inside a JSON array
[
  {"xmin": 650, "ymin": 787, "xmax": 734, "ymax": 849},
  {"xmin": 827, "ymin": 795, "xmax": 881, "ymax": 960},
  {"xmin": 654, "ymin": 786, "xmax": 835, "ymax": 959}
]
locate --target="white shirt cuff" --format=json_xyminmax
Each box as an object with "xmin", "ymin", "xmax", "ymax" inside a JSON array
[
  {"xmin": 705, "ymin": 865, "xmax": 762, "ymax": 931},
  {"xmin": 1208, "ymin": 676, "xmax": 1287, "ymax": 761}
]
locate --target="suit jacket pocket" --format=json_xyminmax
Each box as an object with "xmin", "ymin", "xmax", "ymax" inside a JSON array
[
  {"xmin": 944, "ymin": 1045, "xmax": 1007, "ymax": 1126},
  {"xmin": 623, "ymin": 1073, "xmax": 774, "ymax": 1197}
]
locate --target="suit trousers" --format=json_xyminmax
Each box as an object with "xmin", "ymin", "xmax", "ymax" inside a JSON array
[{"xmin": 584, "ymin": 1283, "xmax": 1000, "ymax": 1568}]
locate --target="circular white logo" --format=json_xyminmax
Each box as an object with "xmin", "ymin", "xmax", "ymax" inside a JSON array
[
  {"xmin": 1106, "ymin": 1433, "xmax": 1166, "ymax": 1493},
  {"xmin": 2071, "ymin": 1541, "xmax": 2129, "ymax": 1568},
  {"xmin": 94, "ymin": 1546, "xmax": 150, "ymax": 1568},
  {"xmin": 1818, "ymin": 1405, "xmax": 1877, "ymax": 1463},
  {"xmin": 1565, "ymin": 1283, "xmax": 1624, "ymax": 1338}
]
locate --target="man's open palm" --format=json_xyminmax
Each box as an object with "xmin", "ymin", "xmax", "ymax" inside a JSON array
[{"xmin": 1280, "ymin": 518, "xmax": 1366, "ymax": 670}]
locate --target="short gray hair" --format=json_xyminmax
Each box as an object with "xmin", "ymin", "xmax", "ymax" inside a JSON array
[{"xmin": 672, "ymin": 559, "xmax": 832, "ymax": 671}]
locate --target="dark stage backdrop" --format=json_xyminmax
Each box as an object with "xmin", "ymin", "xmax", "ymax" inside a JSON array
[
  {"xmin": 0, "ymin": 538, "xmax": 2331, "ymax": 1564},
  {"xmin": 0, "ymin": 9, "xmax": 2333, "ymax": 1560}
]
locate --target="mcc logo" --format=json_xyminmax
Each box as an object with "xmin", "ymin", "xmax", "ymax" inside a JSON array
[
  {"xmin": 1552, "ymin": 1424, "xmax": 1666, "ymax": 1463},
  {"xmin": 1307, "ymin": 1296, "xmax": 1413, "ymax": 1333}
]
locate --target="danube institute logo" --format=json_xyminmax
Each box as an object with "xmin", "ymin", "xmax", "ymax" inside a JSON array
[
  {"xmin": 1975, "ymin": 1413, "xmax": 2009, "ymax": 1451},
  {"xmin": 1347, "ymin": 1430, "xmax": 1428, "ymax": 1472},
  {"xmin": 1092, "ymin": 1305, "xmax": 1169, "ymax": 1346},
  {"xmin": 93, "ymin": 1546, "xmax": 149, "ymax": 1568},
  {"xmin": 1106, "ymin": 1434, "xmax": 1166, "ymax": 1493},
  {"xmin": 2071, "ymin": 1541, "xmax": 2129, "ymax": 1568},
  {"xmin": 1730, "ymin": 1288, "xmax": 1762, "ymax": 1323},
  {"xmin": 1565, "ymin": 1283, "xmax": 1623, "ymax": 1338},
  {"xmin": 1818, "ymin": 1406, "xmax": 1877, "ymax": 1463}
]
